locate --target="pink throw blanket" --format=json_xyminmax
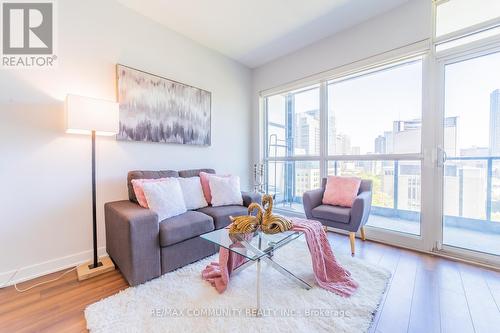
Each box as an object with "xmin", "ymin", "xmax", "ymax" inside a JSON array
[{"xmin": 201, "ymin": 218, "xmax": 358, "ymax": 297}]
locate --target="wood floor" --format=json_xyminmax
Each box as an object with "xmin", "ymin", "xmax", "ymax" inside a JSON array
[{"xmin": 1, "ymin": 232, "xmax": 499, "ymax": 333}]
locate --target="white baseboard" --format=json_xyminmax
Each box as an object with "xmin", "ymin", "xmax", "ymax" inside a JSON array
[{"xmin": 0, "ymin": 247, "xmax": 108, "ymax": 288}]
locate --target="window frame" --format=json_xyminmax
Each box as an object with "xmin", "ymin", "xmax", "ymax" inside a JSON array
[{"xmin": 261, "ymin": 53, "xmax": 429, "ymax": 240}]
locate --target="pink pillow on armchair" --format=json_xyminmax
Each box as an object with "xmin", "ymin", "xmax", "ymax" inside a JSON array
[{"xmin": 322, "ymin": 176, "xmax": 361, "ymax": 208}]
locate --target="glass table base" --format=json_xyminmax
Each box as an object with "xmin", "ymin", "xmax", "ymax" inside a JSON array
[{"xmin": 233, "ymin": 238, "xmax": 312, "ymax": 312}]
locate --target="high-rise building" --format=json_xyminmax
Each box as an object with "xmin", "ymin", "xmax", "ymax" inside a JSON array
[
  {"xmin": 374, "ymin": 135, "xmax": 386, "ymax": 154},
  {"xmin": 392, "ymin": 119, "xmax": 421, "ymax": 153},
  {"xmin": 376, "ymin": 117, "xmax": 457, "ymax": 155},
  {"xmin": 295, "ymin": 164, "xmax": 321, "ymax": 199},
  {"xmin": 489, "ymin": 89, "xmax": 500, "ymax": 156},
  {"xmin": 444, "ymin": 117, "xmax": 458, "ymax": 156},
  {"xmin": 328, "ymin": 113, "xmax": 336, "ymax": 153},
  {"xmin": 384, "ymin": 131, "xmax": 394, "ymax": 154},
  {"xmin": 294, "ymin": 110, "xmax": 320, "ymax": 155},
  {"xmin": 336, "ymin": 134, "xmax": 351, "ymax": 154}
]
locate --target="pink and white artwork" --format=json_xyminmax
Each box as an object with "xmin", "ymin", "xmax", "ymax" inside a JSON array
[{"xmin": 116, "ymin": 64, "xmax": 211, "ymax": 145}]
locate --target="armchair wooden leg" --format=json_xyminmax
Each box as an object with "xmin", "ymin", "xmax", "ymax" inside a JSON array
[
  {"xmin": 360, "ymin": 227, "xmax": 366, "ymax": 241},
  {"xmin": 349, "ymin": 232, "xmax": 356, "ymax": 255}
]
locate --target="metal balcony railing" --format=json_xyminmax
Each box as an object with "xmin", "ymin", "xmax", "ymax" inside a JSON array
[
  {"xmin": 446, "ymin": 156, "xmax": 500, "ymax": 221},
  {"xmin": 266, "ymin": 157, "xmax": 500, "ymax": 232}
]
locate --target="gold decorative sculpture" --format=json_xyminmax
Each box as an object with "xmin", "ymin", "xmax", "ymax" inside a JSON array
[
  {"xmin": 261, "ymin": 194, "xmax": 293, "ymax": 234},
  {"xmin": 228, "ymin": 202, "xmax": 263, "ymax": 234},
  {"xmin": 228, "ymin": 195, "xmax": 293, "ymax": 234}
]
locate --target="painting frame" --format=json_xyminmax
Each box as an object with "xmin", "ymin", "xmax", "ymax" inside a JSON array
[{"xmin": 115, "ymin": 64, "xmax": 212, "ymax": 146}]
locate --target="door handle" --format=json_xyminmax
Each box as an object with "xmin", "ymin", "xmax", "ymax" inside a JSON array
[{"xmin": 437, "ymin": 147, "xmax": 447, "ymax": 167}]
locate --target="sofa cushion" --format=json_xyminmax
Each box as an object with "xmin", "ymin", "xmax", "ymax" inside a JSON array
[
  {"xmin": 199, "ymin": 172, "xmax": 230, "ymax": 204},
  {"xmin": 143, "ymin": 179, "xmax": 187, "ymax": 221},
  {"xmin": 128, "ymin": 170, "xmax": 179, "ymax": 203},
  {"xmin": 131, "ymin": 177, "xmax": 170, "ymax": 208},
  {"xmin": 159, "ymin": 211, "xmax": 214, "ymax": 247},
  {"xmin": 197, "ymin": 205, "xmax": 248, "ymax": 229},
  {"xmin": 209, "ymin": 175, "xmax": 243, "ymax": 207},
  {"xmin": 177, "ymin": 176, "xmax": 208, "ymax": 210},
  {"xmin": 311, "ymin": 204, "xmax": 351, "ymax": 224}
]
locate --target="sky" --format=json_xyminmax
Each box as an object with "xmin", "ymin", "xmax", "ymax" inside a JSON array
[
  {"xmin": 328, "ymin": 60, "xmax": 421, "ymax": 154},
  {"xmin": 445, "ymin": 51, "xmax": 500, "ymax": 154}
]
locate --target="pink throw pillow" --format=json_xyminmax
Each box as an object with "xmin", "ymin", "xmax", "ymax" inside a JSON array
[
  {"xmin": 132, "ymin": 178, "xmax": 169, "ymax": 208},
  {"xmin": 199, "ymin": 172, "xmax": 230, "ymax": 204},
  {"xmin": 322, "ymin": 176, "xmax": 361, "ymax": 208}
]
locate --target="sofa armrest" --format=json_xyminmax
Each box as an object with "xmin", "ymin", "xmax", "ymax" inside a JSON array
[
  {"xmin": 105, "ymin": 200, "xmax": 161, "ymax": 286},
  {"xmin": 350, "ymin": 191, "xmax": 372, "ymax": 230},
  {"xmin": 303, "ymin": 188, "xmax": 324, "ymax": 219},
  {"xmin": 241, "ymin": 191, "xmax": 262, "ymax": 207}
]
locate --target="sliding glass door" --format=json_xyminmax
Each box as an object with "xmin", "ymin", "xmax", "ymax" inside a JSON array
[
  {"xmin": 434, "ymin": 0, "xmax": 500, "ymax": 262},
  {"xmin": 439, "ymin": 49, "xmax": 500, "ymax": 257}
]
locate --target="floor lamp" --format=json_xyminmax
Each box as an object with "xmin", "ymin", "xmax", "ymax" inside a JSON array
[{"xmin": 65, "ymin": 94, "xmax": 119, "ymax": 281}]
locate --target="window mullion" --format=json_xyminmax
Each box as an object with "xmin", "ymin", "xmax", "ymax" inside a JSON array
[{"xmin": 319, "ymin": 81, "xmax": 328, "ymax": 179}]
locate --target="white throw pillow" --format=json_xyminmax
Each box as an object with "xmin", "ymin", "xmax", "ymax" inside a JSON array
[
  {"xmin": 142, "ymin": 178, "xmax": 187, "ymax": 220},
  {"xmin": 208, "ymin": 175, "xmax": 243, "ymax": 207},
  {"xmin": 177, "ymin": 176, "xmax": 208, "ymax": 210}
]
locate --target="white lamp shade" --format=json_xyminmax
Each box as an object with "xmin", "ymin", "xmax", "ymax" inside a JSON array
[{"xmin": 65, "ymin": 94, "xmax": 119, "ymax": 136}]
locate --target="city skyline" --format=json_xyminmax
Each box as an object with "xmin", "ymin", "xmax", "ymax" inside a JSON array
[
  {"xmin": 271, "ymin": 87, "xmax": 500, "ymax": 158},
  {"xmin": 269, "ymin": 52, "xmax": 500, "ymax": 157}
]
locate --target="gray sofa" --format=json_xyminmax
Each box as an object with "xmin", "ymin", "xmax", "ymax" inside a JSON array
[
  {"xmin": 105, "ymin": 168, "xmax": 261, "ymax": 286},
  {"xmin": 303, "ymin": 178, "xmax": 372, "ymax": 255}
]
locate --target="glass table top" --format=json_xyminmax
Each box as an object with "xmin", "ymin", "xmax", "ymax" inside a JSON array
[{"xmin": 200, "ymin": 228, "xmax": 302, "ymax": 260}]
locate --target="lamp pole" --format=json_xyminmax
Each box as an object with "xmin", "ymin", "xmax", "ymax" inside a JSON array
[{"xmin": 91, "ymin": 130, "xmax": 99, "ymax": 269}]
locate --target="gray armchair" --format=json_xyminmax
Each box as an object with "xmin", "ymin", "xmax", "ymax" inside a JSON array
[{"xmin": 303, "ymin": 178, "xmax": 372, "ymax": 255}]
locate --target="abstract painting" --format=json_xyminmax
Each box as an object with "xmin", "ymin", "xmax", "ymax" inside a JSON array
[{"xmin": 116, "ymin": 64, "xmax": 211, "ymax": 145}]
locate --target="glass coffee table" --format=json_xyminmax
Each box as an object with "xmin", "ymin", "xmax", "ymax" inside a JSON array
[{"xmin": 201, "ymin": 228, "xmax": 312, "ymax": 311}]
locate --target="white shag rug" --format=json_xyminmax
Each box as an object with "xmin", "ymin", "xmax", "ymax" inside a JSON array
[{"xmin": 85, "ymin": 240, "xmax": 390, "ymax": 333}]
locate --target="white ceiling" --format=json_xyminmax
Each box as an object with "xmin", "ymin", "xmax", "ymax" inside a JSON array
[{"xmin": 116, "ymin": 0, "xmax": 409, "ymax": 68}]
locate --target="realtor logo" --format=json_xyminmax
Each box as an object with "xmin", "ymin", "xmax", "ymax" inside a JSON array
[{"xmin": 1, "ymin": 0, "xmax": 57, "ymax": 68}]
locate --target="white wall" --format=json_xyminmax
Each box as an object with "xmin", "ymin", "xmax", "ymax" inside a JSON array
[
  {"xmin": 251, "ymin": 0, "xmax": 432, "ymax": 161},
  {"xmin": 0, "ymin": 0, "xmax": 252, "ymax": 284}
]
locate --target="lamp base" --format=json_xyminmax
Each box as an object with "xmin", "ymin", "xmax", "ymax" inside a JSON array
[{"xmin": 77, "ymin": 256, "xmax": 115, "ymax": 281}]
